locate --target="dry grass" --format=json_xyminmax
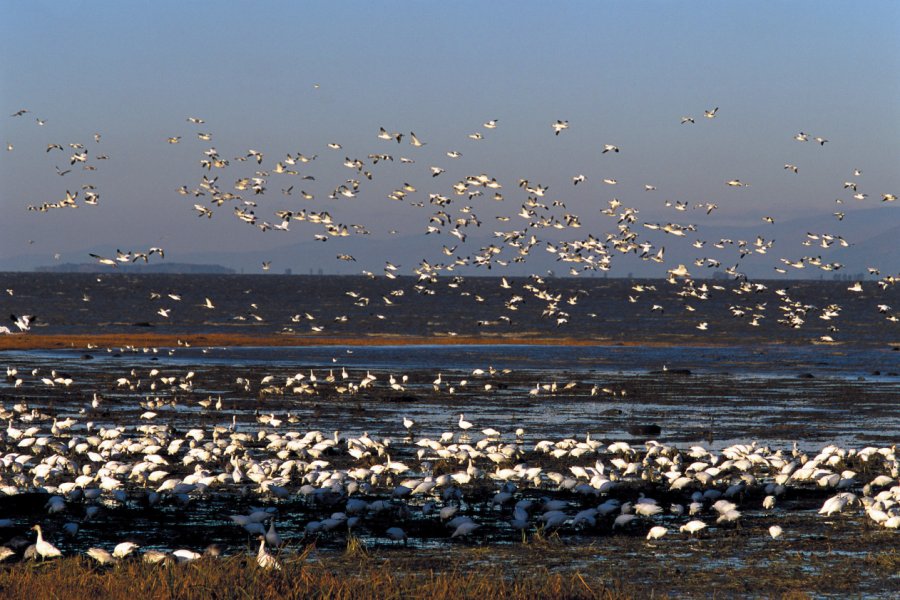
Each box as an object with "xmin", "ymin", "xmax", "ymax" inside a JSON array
[
  {"xmin": 0, "ymin": 555, "xmax": 631, "ymax": 600},
  {"xmin": 1, "ymin": 538, "xmax": 896, "ymax": 598}
]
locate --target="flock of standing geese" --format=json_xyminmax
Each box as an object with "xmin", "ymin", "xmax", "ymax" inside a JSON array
[
  {"xmin": 2, "ymin": 105, "xmax": 898, "ymax": 569},
  {"xmin": 0, "ymin": 358, "xmax": 897, "ymax": 569}
]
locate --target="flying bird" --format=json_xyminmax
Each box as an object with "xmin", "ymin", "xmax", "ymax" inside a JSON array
[
  {"xmin": 378, "ymin": 127, "xmax": 403, "ymax": 143},
  {"xmin": 11, "ymin": 314, "xmax": 35, "ymax": 332},
  {"xmin": 89, "ymin": 253, "xmax": 118, "ymax": 267}
]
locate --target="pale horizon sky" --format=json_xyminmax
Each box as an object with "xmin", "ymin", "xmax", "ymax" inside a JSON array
[{"xmin": 2, "ymin": 1, "xmax": 899, "ymax": 276}]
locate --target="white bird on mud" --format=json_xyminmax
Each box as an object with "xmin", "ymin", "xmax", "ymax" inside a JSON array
[
  {"xmin": 679, "ymin": 520, "xmax": 707, "ymax": 536},
  {"xmin": 451, "ymin": 521, "xmax": 481, "ymax": 538},
  {"xmin": 819, "ymin": 492, "xmax": 856, "ymax": 516}
]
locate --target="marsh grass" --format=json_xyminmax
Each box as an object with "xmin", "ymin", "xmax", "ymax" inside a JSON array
[
  {"xmin": 344, "ymin": 534, "xmax": 369, "ymax": 559},
  {"xmin": 0, "ymin": 554, "xmax": 629, "ymax": 600},
  {"xmin": 1, "ymin": 539, "xmax": 897, "ymax": 598}
]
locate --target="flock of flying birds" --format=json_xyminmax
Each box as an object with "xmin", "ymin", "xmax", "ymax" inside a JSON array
[
  {"xmin": 4, "ymin": 106, "xmax": 900, "ymax": 340},
  {"xmin": 0, "ymin": 360, "xmax": 896, "ymax": 567}
]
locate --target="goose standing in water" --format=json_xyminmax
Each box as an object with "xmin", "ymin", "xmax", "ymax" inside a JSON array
[
  {"xmin": 265, "ymin": 520, "xmax": 282, "ymax": 547},
  {"xmin": 458, "ymin": 414, "xmax": 473, "ymax": 440},
  {"xmin": 385, "ymin": 527, "xmax": 408, "ymax": 544},
  {"xmin": 679, "ymin": 520, "xmax": 707, "ymax": 536}
]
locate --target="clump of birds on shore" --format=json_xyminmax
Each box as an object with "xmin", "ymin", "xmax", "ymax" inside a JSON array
[{"xmin": 0, "ymin": 359, "xmax": 896, "ymax": 568}]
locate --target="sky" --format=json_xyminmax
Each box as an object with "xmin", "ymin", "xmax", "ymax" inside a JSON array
[{"xmin": 1, "ymin": 1, "xmax": 899, "ymax": 277}]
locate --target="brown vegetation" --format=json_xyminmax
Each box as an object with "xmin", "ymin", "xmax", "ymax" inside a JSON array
[
  {"xmin": 2, "ymin": 542, "xmax": 897, "ymax": 599},
  {"xmin": 0, "ymin": 553, "xmax": 629, "ymax": 600}
]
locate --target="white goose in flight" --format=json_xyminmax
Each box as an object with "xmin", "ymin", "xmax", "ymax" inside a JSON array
[
  {"xmin": 378, "ymin": 127, "xmax": 403, "ymax": 143},
  {"xmin": 90, "ymin": 253, "xmax": 118, "ymax": 267},
  {"xmin": 11, "ymin": 314, "xmax": 35, "ymax": 331}
]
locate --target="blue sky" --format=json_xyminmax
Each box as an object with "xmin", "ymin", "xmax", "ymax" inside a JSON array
[{"xmin": 2, "ymin": 1, "xmax": 898, "ymax": 275}]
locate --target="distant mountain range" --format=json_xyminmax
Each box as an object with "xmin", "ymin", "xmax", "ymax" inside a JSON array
[
  {"xmin": 35, "ymin": 262, "xmax": 235, "ymax": 274},
  {"xmin": 3, "ymin": 206, "xmax": 897, "ymax": 279}
]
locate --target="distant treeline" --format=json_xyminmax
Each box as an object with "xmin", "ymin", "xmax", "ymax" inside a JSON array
[{"xmin": 35, "ymin": 263, "xmax": 235, "ymax": 274}]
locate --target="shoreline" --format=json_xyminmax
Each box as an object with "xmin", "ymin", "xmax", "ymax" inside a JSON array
[
  {"xmin": 0, "ymin": 332, "xmax": 695, "ymax": 350},
  {"xmin": 0, "ymin": 332, "xmax": 807, "ymax": 351},
  {"xmin": 2, "ymin": 332, "xmax": 898, "ymax": 351}
]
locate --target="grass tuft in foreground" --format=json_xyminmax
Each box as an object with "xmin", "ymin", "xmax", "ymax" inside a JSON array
[{"xmin": 0, "ymin": 554, "xmax": 631, "ymax": 600}]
